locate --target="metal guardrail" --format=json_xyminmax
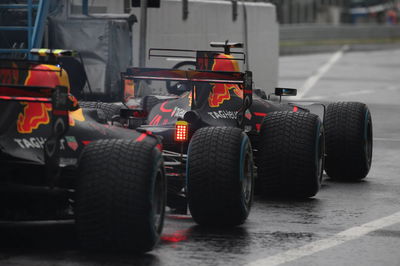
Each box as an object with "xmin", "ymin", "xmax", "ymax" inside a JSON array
[
  {"xmin": 0, "ymin": 0, "xmax": 49, "ymax": 58},
  {"xmin": 280, "ymin": 24, "xmax": 400, "ymax": 54}
]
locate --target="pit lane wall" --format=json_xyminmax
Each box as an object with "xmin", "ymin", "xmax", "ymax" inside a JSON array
[
  {"xmin": 131, "ymin": 0, "xmax": 279, "ymax": 93},
  {"xmin": 280, "ymin": 24, "xmax": 400, "ymax": 55}
]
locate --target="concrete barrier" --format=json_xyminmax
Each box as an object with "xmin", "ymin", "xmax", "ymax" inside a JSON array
[
  {"xmin": 280, "ymin": 24, "xmax": 400, "ymax": 54},
  {"xmin": 131, "ymin": 0, "xmax": 279, "ymax": 91}
]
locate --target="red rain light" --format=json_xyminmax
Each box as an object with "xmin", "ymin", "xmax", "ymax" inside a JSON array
[{"xmin": 175, "ymin": 121, "xmax": 189, "ymax": 142}]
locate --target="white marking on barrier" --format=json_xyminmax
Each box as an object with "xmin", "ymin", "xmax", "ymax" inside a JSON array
[
  {"xmin": 301, "ymin": 89, "xmax": 375, "ymax": 100},
  {"xmin": 296, "ymin": 45, "xmax": 349, "ymax": 99},
  {"xmin": 374, "ymin": 138, "xmax": 400, "ymax": 142},
  {"xmin": 246, "ymin": 211, "xmax": 400, "ymax": 266}
]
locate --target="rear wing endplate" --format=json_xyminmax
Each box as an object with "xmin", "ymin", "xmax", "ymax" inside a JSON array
[{"xmin": 0, "ymin": 84, "xmax": 71, "ymax": 185}]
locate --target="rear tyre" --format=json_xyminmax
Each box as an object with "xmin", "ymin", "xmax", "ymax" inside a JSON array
[
  {"xmin": 75, "ymin": 139, "xmax": 166, "ymax": 253},
  {"xmin": 324, "ymin": 102, "xmax": 373, "ymax": 180},
  {"xmin": 257, "ymin": 111, "xmax": 324, "ymax": 198},
  {"xmin": 78, "ymin": 101, "xmax": 121, "ymax": 121},
  {"xmin": 187, "ymin": 127, "xmax": 254, "ymax": 226},
  {"xmin": 141, "ymin": 95, "xmax": 166, "ymax": 113}
]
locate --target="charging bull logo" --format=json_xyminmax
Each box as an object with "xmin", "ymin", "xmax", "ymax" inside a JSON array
[
  {"xmin": 16, "ymin": 64, "xmax": 84, "ymax": 134},
  {"xmin": 208, "ymin": 54, "xmax": 243, "ymax": 108},
  {"xmin": 17, "ymin": 102, "xmax": 52, "ymax": 133}
]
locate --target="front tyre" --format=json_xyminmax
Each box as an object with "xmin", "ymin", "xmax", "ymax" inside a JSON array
[
  {"xmin": 187, "ymin": 127, "xmax": 254, "ymax": 226},
  {"xmin": 324, "ymin": 102, "xmax": 373, "ymax": 180},
  {"xmin": 75, "ymin": 139, "xmax": 166, "ymax": 253}
]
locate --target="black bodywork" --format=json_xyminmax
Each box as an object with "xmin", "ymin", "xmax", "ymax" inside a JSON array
[
  {"xmin": 121, "ymin": 47, "xmax": 310, "ymax": 211},
  {"xmin": 0, "ymin": 58, "xmax": 158, "ymax": 220}
]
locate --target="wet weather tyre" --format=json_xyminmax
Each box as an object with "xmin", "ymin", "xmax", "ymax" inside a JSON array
[
  {"xmin": 78, "ymin": 101, "xmax": 121, "ymax": 121},
  {"xmin": 187, "ymin": 127, "xmax": 254, "ymax": 226},
  {"xmin": 142, "ymin": 95, "xmax": 165, "ymax": 113},
  {"xmin": 75, "ymin": 139, "xmax": 166, "ymax": 253},
  {"xmin": 324, "ymin": 102, "xmax": 373, "ymax": 180},
  {"xmin": 257, "ymin": 111, "xmax": 324, "ymax": 198}
]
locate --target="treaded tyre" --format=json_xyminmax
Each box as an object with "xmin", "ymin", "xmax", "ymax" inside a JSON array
[
  {"xmin": 78, "ymin": 101, "xmax": 121, "ymax": 121},
  {"xmin": 142, "ymin": 95, "xmax": 166, "ymax": 113},
  {"xmin": 324, "ymin": 102, "xmax": 373, "ymax": 180},
  {"xmin": 257, "ymin": 111, "xmax": 324, "ymax": 198},
  {"xmin": 75, "ymin": 139, "xmax": 166, "ymax": 253},
  {"xmin": 187, "ymin": 127, "xmax": 254, "ymax": 226}
]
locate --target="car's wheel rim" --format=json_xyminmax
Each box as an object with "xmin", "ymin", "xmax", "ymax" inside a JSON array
[
  {"xmin": 153, "ymin": 169, "xmax": 165, "ymax": 234},
  {"xmin": 315, "ymin": 124, "xmax": 324, "ymax": 182},
  {"xmin": 242, "ymin": 149, "xmax": 253, "ymax": 207},
  {"xmin": 365, "ymin": 113, "xmax": 373, "ymax": 167}
]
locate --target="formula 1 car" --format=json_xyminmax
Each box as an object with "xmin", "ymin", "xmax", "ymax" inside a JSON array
[
  {"xmin": 0, "ymin": 49, "xmax": 166, "ymax": 253},
  {"xmin": 119, "ymin": 42, "xmax": 373, "ymax": 226}
]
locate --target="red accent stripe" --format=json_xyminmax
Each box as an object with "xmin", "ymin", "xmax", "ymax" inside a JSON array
[
  {"xmin": 160, "ymin": 102, "xmax": 173, "ymax": 112},
  {"xmin": 253, "ymin": 112, "xmax": 267, "ymax": 117},
  {"xmin": 0, "ymin": 96, "xmax": 50, "ymax": 102},
  {"xmin": 136, "ymin": 133, "xmax": 147, "ymax": 142},
  {"xmin": 256, "ymin": 124, "xmax": 261, "ymax": 131},
  {"xmin": 149, "ymin": 114, "xmax": 162, "ymax": 126},
  {"xmin": 243, "ymin": 90, "xmax": 252, "ymax": 94},
  {"xmin": 82, "ymin": 141, "xmax": 91, "ymax": 145},
  {"xmin": 293, "ymin": 106, "xmax": 299, "ymax": 112}
]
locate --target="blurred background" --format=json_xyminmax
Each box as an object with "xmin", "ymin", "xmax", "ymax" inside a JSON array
[{"xmin": 1, "ymin": 0, "xmax": 399, "ymax": 95}]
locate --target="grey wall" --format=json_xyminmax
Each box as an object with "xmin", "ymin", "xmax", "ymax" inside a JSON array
[
  {"xmin": 280, "ymin": 24, "xmax": 400, "ymax": 54},
  {"xmin": 131, "ymin": 0, "xmax": 279, "ymax": 92}
]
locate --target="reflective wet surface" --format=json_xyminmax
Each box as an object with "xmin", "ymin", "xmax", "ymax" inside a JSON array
[{"xmin": 1, "ymin": 46, "xmax": 400, "ymax": 266}]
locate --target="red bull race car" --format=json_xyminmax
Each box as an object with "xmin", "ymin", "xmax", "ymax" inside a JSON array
[
  {"xmin": 0, "ymin": 49, "xmax": 166, "ymax": 253},
  {"xmin": 120, "ymin": 42, "xmax": 373, "ymax": 226}
]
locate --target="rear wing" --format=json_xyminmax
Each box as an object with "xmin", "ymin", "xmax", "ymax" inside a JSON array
[
  {"xmin": 0, "ymin": 74, "xmax": 71, "ymax": 185},
  {"xmin": 122, "ymin": 67, "xmax": 253, "ymax": 127}
]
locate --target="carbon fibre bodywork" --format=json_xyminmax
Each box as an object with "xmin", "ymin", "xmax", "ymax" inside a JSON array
[
  {"xmin": 122, "ymin": 48, "xmax": 309, "ymax": 212},
  {"xmin": 0, "ymin": 59, "xmax": 159, "ymax": 220}
]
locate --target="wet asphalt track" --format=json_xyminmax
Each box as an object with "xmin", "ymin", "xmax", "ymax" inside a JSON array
[{"xmin": 1, "ymin": 45, "xmax": 400, "ymax": 266}]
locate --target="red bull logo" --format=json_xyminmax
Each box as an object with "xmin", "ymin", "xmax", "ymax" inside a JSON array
[
  {"xmin": 16, "ymin": 63, "xmax": 85, "ymax": 133},
  {"xmin": 17, "ymin": 102, "xmax": 52, "ymax": 133},
  {"xmin": 208, "ymin": 54, "xmax": 243, "ymax": 107}
]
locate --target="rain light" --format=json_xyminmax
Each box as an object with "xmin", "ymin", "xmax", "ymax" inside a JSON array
[{"xmin": 175, "ymin": 121, "xmax": 189, "ymax": 142}]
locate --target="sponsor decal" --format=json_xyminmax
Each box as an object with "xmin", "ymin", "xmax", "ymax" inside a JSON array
[
  {"xmin": 65, "ymin": 136, "xmax": 78, "ymax": 151},
  {"xmin": 208, "ymin": 110, "xmax": 238, "ymax": 120},
  {"xmin": 14, "ymin": 137, "xmax": 65, "ymax": 150},
  {"xmin": 208, "ymin": 54, "xmax": 243, "ymax": 108},
  {"xmin": 149, "ymin": 114, "xmax": 162, "ymax": 126},
  {"xmin": 17, "ymin": 102, "xmax": 52, "ymax": 133},
  {"xmin": 171, "ymin": 106, "xmax": 186, "ymax": 119},
  {"xmin": 160, "ymin": 102, "xmax": 173, "ymax": 113},
  {"xmin": 16, "ymin": 63, "xmax": 83, "ymax": 133},
  {"xmin": 245, "ymin": 110, "xmax": 252, "ymax": 120},
  {"xmin": 17, "ymin": 102, "xmax": 85, "ymax": 133}
]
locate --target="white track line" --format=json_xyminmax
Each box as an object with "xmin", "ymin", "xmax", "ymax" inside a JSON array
[
  {"xmin": 296, "ymin": 45, "xmax": 349, "ymax": 99},
  {"xmin": 246, "ymin": 211, "xmax": 400, "ymax": 266}
]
